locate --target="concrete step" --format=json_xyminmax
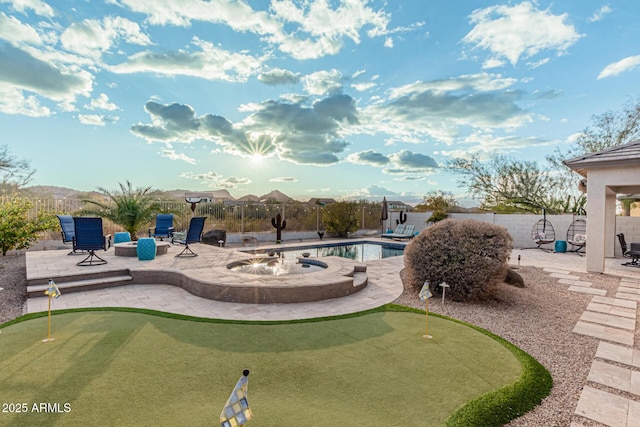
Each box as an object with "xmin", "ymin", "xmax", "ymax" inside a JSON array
[
  {"xmin": 352, "ymin": 272, "xmax": 368, "ymax": 289},
  {"xmin": 27, "ymin": 275, "xmax": 133, "ymax": 298}
]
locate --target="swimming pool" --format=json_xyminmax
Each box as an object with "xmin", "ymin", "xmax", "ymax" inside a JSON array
[{"xmin": 244, "ymin": 241, "xmax": 405, "ymax": 262}]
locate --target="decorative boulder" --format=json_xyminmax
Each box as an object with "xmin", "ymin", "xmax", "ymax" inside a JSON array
[{"xmin": 202, "ymin": 229, "xmax": 226, "ymax": 247}]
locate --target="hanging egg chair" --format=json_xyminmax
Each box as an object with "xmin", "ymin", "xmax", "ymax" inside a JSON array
[
  {"xmin": 529, "ymin": 209, "xmax": 556, "ymax": 251},
  {"xmin": 566, "ymin": 218, "xmax": 587, "ymax": 255}
]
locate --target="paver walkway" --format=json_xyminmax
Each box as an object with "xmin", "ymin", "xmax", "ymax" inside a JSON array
[{"xmin": 537, "ymin": 264, "xmax": 640, "ymax": 427}]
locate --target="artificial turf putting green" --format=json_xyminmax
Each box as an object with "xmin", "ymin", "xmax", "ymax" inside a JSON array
[{"xmin": 0, "ymin": 307, "xmax": 547, "ymax": 426}]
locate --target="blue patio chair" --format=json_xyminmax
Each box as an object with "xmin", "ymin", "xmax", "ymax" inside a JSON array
[
  {"xmin": 172, "ymin": 216, "xmax": 206, "ymax": 257},
  {"xmin": 56, "ymin": 214, "xmax": 83, "ymax": 255},
  {"xmin": 148, "ymin": 214, "xmax": 175, "ymax": 240},
  {"xmin": 73, "ymin": 217, "xmax": 112, "ymax": 266}
]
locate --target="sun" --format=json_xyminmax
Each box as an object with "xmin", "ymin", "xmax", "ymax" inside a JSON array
[{"xmin": 249, "ymin": 153, "xmax": 265, "ymax": 166}]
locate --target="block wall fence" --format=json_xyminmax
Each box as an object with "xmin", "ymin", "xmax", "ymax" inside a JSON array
[{"xmin": 391, "ymin": 211, "xmax": 640, "ymax": 257}]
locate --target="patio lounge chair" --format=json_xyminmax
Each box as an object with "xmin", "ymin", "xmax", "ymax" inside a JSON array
[
  {"xmin": 73, "ymin": 217, "xmax": 112, "ymax": 266},
  {"xmin": 382, "ymin": 224, "xmax": 415, "ymax": 240},
  {"xmin": 173, "ymin": 216, "xmax": 206, "ymax": 257},
  {"xmin": 56, "ymin": 214, "xmax": 82, "ymax": 255},
  {"xmin": 148, "ymin": 214, "xmax": 175, "ymax": 241},
  {"xmin": 381, "ymin": 224, "xmax": 405, "ymax": 238}
]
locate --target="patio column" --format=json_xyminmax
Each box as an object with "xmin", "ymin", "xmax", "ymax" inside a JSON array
[
  {"xmin": 604, "ymin": 188, "xmax": 617, "ymax": 258},
  {"xmin": 586, "ymin": 182, "xmax": 606, "ymax": 273}
]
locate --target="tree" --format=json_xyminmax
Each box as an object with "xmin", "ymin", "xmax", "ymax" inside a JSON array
[
  {"xmin": 415, "ymin": 190, "xmax": 456, "ymax": 212},
  {"xmin": 448, "ymin": 154, "xmax": 585, "ymax": 214},
  {"xmin": 0, "ymin": 145, "xmax": 35, "ymax": 194},
  {"xmin": 80, "ymin": 181, "xmax": 168, "ymax": 239},
  {"xmin": 321, "ymin": 201, "xmax": 359, "ymax": 237},
  {"xmin": 0, "ymin": 196, "xmax": 57, "ymax": 255},
  {"xmin": 415, "ymin": 190, "xmax": 456, "ymax": 223}
]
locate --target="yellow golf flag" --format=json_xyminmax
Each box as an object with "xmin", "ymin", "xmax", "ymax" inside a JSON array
[{"xmin": 220, "ymin": 370, "xmax": 253, "ymax": 427}]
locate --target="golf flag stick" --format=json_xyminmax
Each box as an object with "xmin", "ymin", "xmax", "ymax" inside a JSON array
[
  {"xmin": 419, "ymin": 281, "xmax": 433, "ymax": 339},
  {"xmin": 42, "ymin": 279, "xmax": 61, "ymax": 343}
]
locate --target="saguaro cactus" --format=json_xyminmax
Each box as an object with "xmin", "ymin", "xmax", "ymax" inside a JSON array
[
  {"xmin": 271, "ymin": 213, "xmax": 287, "ymax": 242},
  {"xmin": 396, "ymin": 210, "xmax": 407, "ymax": 225}
]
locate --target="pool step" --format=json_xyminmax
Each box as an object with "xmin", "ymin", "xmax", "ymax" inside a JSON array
[{"xmin": 27, "ymin": 274, "xmax": 133, "ymax": 298}]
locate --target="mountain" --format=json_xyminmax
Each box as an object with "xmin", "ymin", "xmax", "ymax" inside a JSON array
[
  {"xmin": 237, "ymin": 194, "xmax": 260, "ymax": 202},
  {"xmin": 24, "ymin": 185, "xmax": 104, "ymax": 200},
  {"xmin": 23, "ymin": 185, "xmax": 303, "ymax": 204},
  {"xmin": 258, "ymin": 190, "xmax": 295, "ymax": 203}
]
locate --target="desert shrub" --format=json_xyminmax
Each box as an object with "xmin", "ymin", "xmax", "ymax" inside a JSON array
[
  {"xmin": 404, "ymin": 219, "xmax": 512, "ymax": 301},
  {"xmin": 0, "ymin": 196, "xmax": 57, "ymax": 255},
  {"xmin": 322, "ymin": 201, "xmax": 359, "ymax": 237}
]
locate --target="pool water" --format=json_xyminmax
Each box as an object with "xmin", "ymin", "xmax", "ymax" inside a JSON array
[{"xmin": 245, "ymin": 241, "xmax": 405, "ymax": 262}]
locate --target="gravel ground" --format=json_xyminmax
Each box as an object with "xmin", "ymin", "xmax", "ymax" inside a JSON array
[
  {"xmin": 0, "ymin": 254, "xmax": 627, "ymax": 425},
  {"xmin": 0, "ymin": 254, "xmax": 27, "ymax": 323}
]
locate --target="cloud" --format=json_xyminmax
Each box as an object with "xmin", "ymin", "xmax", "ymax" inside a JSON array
[
  {"xmin": 361, "ymin": 73, "xmax": 532, "ymax": 145},
  {"xmin": 160, "ymin": 148, "xmax": 196, "ymax": 164},
  {"xmin": 588, "ymin": 5, "xmax": 612, "ymax": 23},
  {"xmin": 435, "ymin": 133, "xmax": 556, "ymax": 160},
  {"xmin": 0, "ymin": 43, "xmax": 93, "ymax": 108},
  {"xmin": 85, "ymin": 93, "xmax": 118, "ymax": 111},
  {"xmin": 302, "ymin": 69, "xmax": 343, "ymax": 96},
  {"xmin": 270, "ymin": 176, "xmax": 298, "ymax": 182},
  {"xmin": 342, "ymin": 184, "xmax": 424, "ymax": 204},
  {"xmin": 351, "ymin": 82, "xmax": 376, "ymax": 92},
  {"xmin": 258, "ymin": 68, "xmax": 301, "ymax": 85},
  {"xmin": 112, "ymin": 0, "xmax": 400, "ymax": 61},
  {"xmin": 180, "ymin": 170, "xmax": 251, "ymax": 189},
  {"xmin": 60, "ymin": 16, "xmax": 152, "ymax": 58},
  {"xmin": 462, "ymin": 2, "xmax": 582, "ymax": 67},
  {"xmin": 0, "ymin": 0, "xmax": 54, "ymax": 17},
  {"xmin": 0, "ymin": 12, "xmax": 43, "ymax": 45},
  {"xmin": 0, "ymin": 83, "xmax": 51, "ymax": 116},
  {"xmin": 131, "ymin": 93, "xmax": 359, "ymax": 166},
  {"xmin": 598, "ymin": 55, "xmax": 640, "ymax": 79},
  {"xmin": 347, "ymin": 149, "xmax": 438, "ymax": 178},
  {"xmin": 384, "ymin": 37, "xmax": 393, "ymax": 48},
  {"xmin": 347, "ymin": 150, "xmax": 390, "ymax": 166},
  {"xmin": 110, "ymin": 38, "xmax": 265, "ymax": 82},
  {"xmin": 388, "ymin": 150, "xmax": 438, "ymax": 169},
  {"xmin": 78, "ymin": 114, "xmax": 105, "ymax": 126}
]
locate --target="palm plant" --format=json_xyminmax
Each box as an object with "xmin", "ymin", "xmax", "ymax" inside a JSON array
[{"xmin": 80, "ymin": 181, "xmax": 168, "ymax": 240}]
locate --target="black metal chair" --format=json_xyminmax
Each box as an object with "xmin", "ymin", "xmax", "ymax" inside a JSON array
[
  {"xmin": 172, "ymin": 217, "xmax": 206, "ymax": 257},
  {"xmin": 617, "ymin": 233, "xmax": 632, "ymax": 258},
  {"xmin": 566, "ymin": 218, "xmax": 586, "ymax": 255},
  {"xmin": 73, "ymin": 217, "xmax": 112, "ymax": 266},
  {"xmin": 148, "ymin": 214, "xmax": 175, "ymax": 240}
]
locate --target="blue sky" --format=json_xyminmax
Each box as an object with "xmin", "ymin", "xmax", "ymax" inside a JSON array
[{"xmin": 1, "ymin": 0, "xmax": 639, "ymax": 204}]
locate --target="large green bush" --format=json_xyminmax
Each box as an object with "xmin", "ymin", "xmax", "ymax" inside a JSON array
[
  {"xmin": 0, "ymin": 196, "xmax": 57, "ymax": 255},
  {"xmin": 322, "ymin": 201, "xmax": 359, "ymax": 237},
  {"xmin": 404, "ymin": 219, "xmax": 512, "ymax": 301}
]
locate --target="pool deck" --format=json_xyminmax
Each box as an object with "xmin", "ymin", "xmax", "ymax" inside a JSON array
[{"xmin": 25, "ymin": 238, "xmax": 406, "ymax": 321}]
